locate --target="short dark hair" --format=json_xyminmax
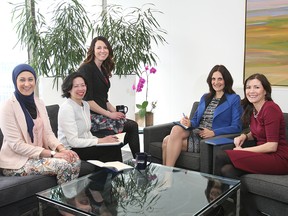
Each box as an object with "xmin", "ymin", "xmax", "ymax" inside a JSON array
[
  {"xmin": 61, "ymin": 72, "xmax": 87, "ymax": 98},
  {"xmin": 206, "ymin": 65, "xmax": 235, "ymax": 96}
]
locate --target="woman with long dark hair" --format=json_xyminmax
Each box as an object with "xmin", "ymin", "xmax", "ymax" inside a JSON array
[
  {"xmin": 216, "ymin": 73, "xmax": 288, "ymax": 178},
  {"xmin": 78, "ymin": 36, "xmax": 140, "ymax": 158},
  {"xmin": 162, "ymin": 65, "xmax": 242, "ymax": 167}
]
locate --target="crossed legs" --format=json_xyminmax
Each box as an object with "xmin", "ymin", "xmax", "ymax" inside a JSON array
[{"xmin": 162, "ymin": 126, "xmax": 190, "ymax": 167}]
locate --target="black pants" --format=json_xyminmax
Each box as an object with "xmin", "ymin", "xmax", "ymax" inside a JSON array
[
  {"xmin": 122, "ymin": 119, "xmax": 140, "ymax": 158},
  {"xmin": 72, "ymin": 145, "xmax": 123, "ymax": 162},
  {"xmin": 214, "ymin": 148, "xmax": 248, "ymax": 179}
]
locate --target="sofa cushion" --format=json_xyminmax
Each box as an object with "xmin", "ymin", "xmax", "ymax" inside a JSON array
[
  {"xmin": 0, "ymin": 161, "xmax": 95, "ymax": 207},
  {"xmin": 241, "ymin": 174, "xmax": 288, "ymax": 204},
  {"xmin": 0, "ymin": 174, "xmax": 57, "ymax": 207}
]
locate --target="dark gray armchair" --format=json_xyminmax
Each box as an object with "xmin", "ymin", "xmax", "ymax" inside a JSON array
[
  {"xmin": 143, "ymin": 102, "xmax": 240, "ymax": 173},
  {"xmin": 210, "ymin": 112, "xmax": 288, "ymax": 216}
]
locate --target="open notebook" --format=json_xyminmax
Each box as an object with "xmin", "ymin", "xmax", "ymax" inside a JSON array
[
  {"xmin": 96, "ymin": 132, "xmax": 126, "ymax": 146},
  {"xmin": 87, "ymin": 160, "xmax": 133, "ymax": 172}
]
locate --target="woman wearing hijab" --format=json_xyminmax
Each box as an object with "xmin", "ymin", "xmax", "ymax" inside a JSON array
[{"xmin": 0, "ymin": 64, "xmax": 80, "ymax": 184}]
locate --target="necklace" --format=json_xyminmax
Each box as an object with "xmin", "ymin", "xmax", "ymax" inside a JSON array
[
  {"xmin": 253, "ymin": 106, "xmax": 262, "ymax": 118},
  {"xmin": 253, "ymin": 101, "xmax": 266, "ymax": 118}
]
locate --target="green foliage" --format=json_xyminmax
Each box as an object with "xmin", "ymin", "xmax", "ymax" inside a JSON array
[
  {"xmin": 95, "ymin": 4, "xmax": 167, "ymax": 76},
  {"xmin": 10, "ymin": 1, "xmax": 167, "ymax": 89},
  {"xmin": 136, "ymin": 101, "xmax": 149, "ymax": 118},
  {"xmin": 10, "ymin": 0, "xmax": 94, "ymax": 87}
]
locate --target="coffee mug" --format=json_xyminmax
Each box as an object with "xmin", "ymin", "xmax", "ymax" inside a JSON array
[
  {"xmin": 135, "ymin": 152, "xmax": 152, "ymax": 170},
  {"xmin": 116, "ymin": 105, "xmax": 128, "ymax": 114}
]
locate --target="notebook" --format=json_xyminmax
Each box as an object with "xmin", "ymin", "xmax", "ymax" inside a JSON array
[
  {"xmin": 87, "ymin": 160, "xmax": 133, "ymax": 172},
  {"xmin": 205, "ymin": 137, "xmax": 234, "ymax": 145},
  {"xmin": 95, "ymin": 132, "xmax": 126, "ymax": 146}
]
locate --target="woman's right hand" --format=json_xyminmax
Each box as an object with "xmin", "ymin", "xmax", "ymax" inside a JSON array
[
  {"xmin": 54, "ymin": 150, "xmax": 79, "ymax": 163},
  {"xmin": 180, "ymin": 116, "xmax": 191, "ymax": 127},
  {"xmin": 98, "ymin": 135, "xmax": 119, "ymax": 144},
  {"xmin": 234, "ymin": 134, "xmax": 246, "ymax": 148}
]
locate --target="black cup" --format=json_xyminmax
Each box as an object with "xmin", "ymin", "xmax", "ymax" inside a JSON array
[
  {"xmin": 116, "ymin": 105, "xmax": 128, "ymax": 114},
  {"xmin": 135, "ymin": 152, "xmax": 152, "ymax": 170}
]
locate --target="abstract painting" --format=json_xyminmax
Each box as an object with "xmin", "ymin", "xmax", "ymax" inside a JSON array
[{"xmin": 245, "ymin": 0, "xmax": 288, "ymax": 86}]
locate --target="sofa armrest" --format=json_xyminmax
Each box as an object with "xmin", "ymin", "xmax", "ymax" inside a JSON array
[
  {"xmin": 143, "ymin": 122, "xmax": 174, "ymax": 153},
  {"xmin": 200, "ymin": 133, "xmax": 240, "ymax": 174}
]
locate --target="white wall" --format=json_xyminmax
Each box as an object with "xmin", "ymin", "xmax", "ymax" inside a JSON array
[
  {"xmin": 109, "ymin": 0, "xmax": 288, "ymax": 124},
  {"xmin": 0, "ymin": 1, "xmax": 27, "ymax": 104},
  {"xmin": 2, "ymin": 1, "xmax": 287, "ymax": 120}
]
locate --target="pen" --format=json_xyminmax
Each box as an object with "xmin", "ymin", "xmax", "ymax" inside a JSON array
[{"xmin": 183, "ymin": 113, "xmax": 187, "ymax": 118}]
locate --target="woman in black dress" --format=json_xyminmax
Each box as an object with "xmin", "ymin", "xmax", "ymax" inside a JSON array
[{"xmin": 78, "ymin": 36, "xmax": 140, "ymax": 158}]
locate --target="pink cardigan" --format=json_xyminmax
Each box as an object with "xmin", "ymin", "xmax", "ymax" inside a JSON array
[{"xmin": 0, "ymin": 95, "xmax": 60, "ymax": 169}]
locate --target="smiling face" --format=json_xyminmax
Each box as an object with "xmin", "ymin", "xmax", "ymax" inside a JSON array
[
  {"xmin": 69, "ymin": 77, "xmax": 87, "ymax": 103},
  {"xmin": 245, "ymin": 78, "xmax": 266, "ymax": 105},
  {"xmin": 211, "ymin": 71, "xmax": 225, "ymax": 94},
  {"xmin": 16, "ymin": 71, "xmax": 36, "ymax": 96},
  {"xmin": 94, "ymin": 40, "xmax": 109, "ymax": 64}
]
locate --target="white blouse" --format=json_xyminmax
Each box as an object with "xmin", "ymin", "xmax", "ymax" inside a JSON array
[{"xmin": 58, "ymin": 98, "xmax": 98, "ymax": 149}]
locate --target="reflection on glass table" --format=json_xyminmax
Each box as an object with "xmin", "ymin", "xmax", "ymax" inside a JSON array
[{"xmin": 37, "ymin": 161, "xmax": 240, "ymax": 216}]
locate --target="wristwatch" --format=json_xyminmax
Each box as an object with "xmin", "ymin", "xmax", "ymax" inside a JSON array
[{"xmin": 50, "ymin": 150, "xmax": 56, "ymax": 158}]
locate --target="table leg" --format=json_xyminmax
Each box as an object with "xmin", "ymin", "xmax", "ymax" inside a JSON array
[
  {"xmin": 236, "ymin": 188, "xmax": 240, "ymax": 216},
  {"xmin": 38, "ymin": 201, "xmax": 44, "ymax": 216}
]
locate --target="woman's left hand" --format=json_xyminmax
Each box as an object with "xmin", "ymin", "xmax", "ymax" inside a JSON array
[
  {"xmin": 199, "ymin": 128, "xmax": 215, "ymax": 139},
  {"xmin": 109, "ymin": 111, "xmax": 125, "ymax": 120}
]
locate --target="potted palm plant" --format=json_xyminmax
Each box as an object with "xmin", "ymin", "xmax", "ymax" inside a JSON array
[
  {"xmin": 11, "ymin": 0, "xmax": 93, "ymax": 87},
  {"xmin": 10, "ymin": 0, "xmax": 94, "ymax": 105},
  {"xmin": 11, "ymin": 1, "xmax": 167, "ymax": 114},
  {"xmin": 94, "ymin": 4, "xmax": 167, "ymax": 76},
  {"xmin": 95, "ymin": 4, "xmax": 167, "ymax": 125}
]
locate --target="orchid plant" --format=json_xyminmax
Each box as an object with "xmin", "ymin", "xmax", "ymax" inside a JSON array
[{"xmin": 133, "ymin": 66, "xmax": 158, "ymax": 118}]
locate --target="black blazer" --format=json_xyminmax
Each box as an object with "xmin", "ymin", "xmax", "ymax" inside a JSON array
[{"xmin": 78, "ymin": 62, "xmax": 110, "ymax": 114}]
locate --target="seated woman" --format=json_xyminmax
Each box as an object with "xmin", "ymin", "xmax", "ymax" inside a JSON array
[
  {"xmin": 162, "ymin": 65, "xmax": 243, "ymax": 167},
  {"xmin": 0, "ymin": 64, "xmax": 80, "ymax": 184},
  {"xmin": 58, "ymin": 72, "xmax": 123, "ymax": 162},
  {"xmin": 214, "ymin": 73, "xmax": 288, "ymax": 215},
  {"xmin": 78, "ymin": 36, "xmax": 140, "ymax": 158}
]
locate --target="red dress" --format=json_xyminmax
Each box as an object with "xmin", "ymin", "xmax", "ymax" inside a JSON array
[{"xmin": 226, "ymin": 101, "xmax": 288, "ymax": 174}]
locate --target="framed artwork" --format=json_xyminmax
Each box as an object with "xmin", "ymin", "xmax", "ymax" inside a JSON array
[{"xmin": 244, "ymin": 0, "xmax": 288, "ymax": 86}]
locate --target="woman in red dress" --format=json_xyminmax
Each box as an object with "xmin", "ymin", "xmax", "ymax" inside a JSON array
[{"xmin": 215, "ymin": 73, "xmax": 288, "ymax": 178}]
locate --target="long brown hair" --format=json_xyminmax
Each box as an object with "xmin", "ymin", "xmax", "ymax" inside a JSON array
[
  {"xmin": 241, "ymin": 73, "xmax": 273, "ymax": 126},
  {"xmin": 80, "ymin": 36, "xmax": 115, "ymax": 77}
]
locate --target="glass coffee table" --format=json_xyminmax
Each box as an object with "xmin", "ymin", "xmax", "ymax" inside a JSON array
[{"xmin": 37, "ymin": 162, "xmax": 240, "ymax": 216}]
